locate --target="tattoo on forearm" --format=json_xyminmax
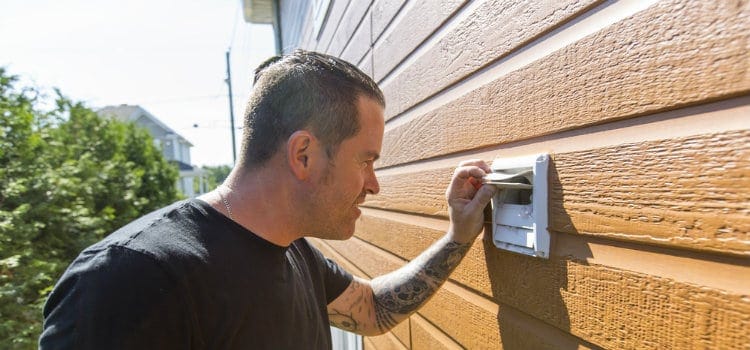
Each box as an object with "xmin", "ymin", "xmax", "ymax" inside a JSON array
[
  {"xmin": 374, "ymin": 302, "xmax": 398, "ymax": 331},
  {"xmin": 329, "ymin": 309, "xmax": 359, "ymax": 332},
  {"xmin": 372, "ymin": 238, "xmax": 471, "ymax": 332},
  {"xmin": 329, "ymin": 279, "xmax": 367, "ymax": 332}
]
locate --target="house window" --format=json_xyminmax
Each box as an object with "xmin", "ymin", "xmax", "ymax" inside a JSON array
[{"xmin": 330, "ymin": 327, "xmax": 362, "ymax": 350}]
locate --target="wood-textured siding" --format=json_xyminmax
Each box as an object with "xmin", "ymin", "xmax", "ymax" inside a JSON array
[{"xmin": 285, "ymin": 0, "xmax": 750, "ymax": 348}]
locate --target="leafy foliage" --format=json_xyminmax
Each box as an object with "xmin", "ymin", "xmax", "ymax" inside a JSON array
[
  {"xmin": 200, "ymin": 164, "xmax": 232, "ymax": 192},
  {"xmin": 0, "ymin": 68, "xmax": 180, "ymax": 348}
]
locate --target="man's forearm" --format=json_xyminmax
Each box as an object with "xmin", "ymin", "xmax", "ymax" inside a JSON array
[{"xmin": 370, "ymin": 234, "xmax": 472, "ymax": 333}]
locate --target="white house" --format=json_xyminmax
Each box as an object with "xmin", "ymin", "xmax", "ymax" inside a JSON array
[{"xmin": 98, "ymin": 104, "xmax": 207, "ymax": 197}]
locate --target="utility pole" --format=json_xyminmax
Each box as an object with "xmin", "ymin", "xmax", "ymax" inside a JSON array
[{"xmin": 225, "ymin": 49, "xmax": 237, "ymax": 165}]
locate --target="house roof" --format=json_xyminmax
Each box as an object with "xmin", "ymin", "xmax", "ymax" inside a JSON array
[
  {"xmin": 172, "ymin": 160, "xmax": 195, "ymax": 171},
  {"xmin": 97, "ymin": 104, "xmax": 193, "ymax": 147}
]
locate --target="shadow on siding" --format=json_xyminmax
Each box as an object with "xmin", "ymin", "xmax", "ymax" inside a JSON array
[{"xmin": 484, "ymin": 159, "xmax": 598, "ymax": 349}]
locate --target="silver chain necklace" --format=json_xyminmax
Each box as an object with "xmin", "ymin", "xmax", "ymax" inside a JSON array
[{"xmin": 218, "ymin": 186, "xmax": 234, "ymax": 220}]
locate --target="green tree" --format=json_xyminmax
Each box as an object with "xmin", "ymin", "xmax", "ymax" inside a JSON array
[
  {"xmin": 0, "ymin": 68, "xmax": 180, "ymax": 348},
  {"xmin": 201, "ymin": 164, "xmax": 232, "ymax": 191}
]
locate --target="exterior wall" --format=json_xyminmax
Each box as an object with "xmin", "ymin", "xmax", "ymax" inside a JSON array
[
  {"xmin": 279, "ymin": 0, "xmax": 312, "ymax": 51},
  {"xmin": 285, "ymin": 0, "xmax": 750, "ymax": 349},
  {"xmin": 179, "ymin": 140, "xmax": 191, "ymax": 164},
  {"xmin": 179, "ymin": 177, "xmax": 195, "ymax": 198}
]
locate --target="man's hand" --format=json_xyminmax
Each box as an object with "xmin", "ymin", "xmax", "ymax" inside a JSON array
[
  {"xmin": 327, "ymin": 160, "xmax": 498, "ymax": 336},
  {"xmin": 446, "ymin": 159, "xmax": 497, "ymax": 244}
]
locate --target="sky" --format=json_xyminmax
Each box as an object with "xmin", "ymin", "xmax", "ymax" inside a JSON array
[{"xmin": 0, "ymin": 0, "xmax": 276, "ymax": 167}]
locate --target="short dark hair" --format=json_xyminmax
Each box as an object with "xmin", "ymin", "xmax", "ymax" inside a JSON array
[{"xmin": 238, "ymin": 50, "xmax": 385, "ymax": 169}]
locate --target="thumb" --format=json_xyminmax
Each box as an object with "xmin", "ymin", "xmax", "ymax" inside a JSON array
[{"xmin": 466, "ymin": 185, "xmax": 496, "ymax": 213}]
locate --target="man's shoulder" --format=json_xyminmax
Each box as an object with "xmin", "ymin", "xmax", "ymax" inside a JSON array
[{"xmin": 84, "ymin": 199, "xmax": 213, "ymax": 264}]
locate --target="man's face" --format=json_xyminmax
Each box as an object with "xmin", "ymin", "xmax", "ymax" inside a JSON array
[{"xmin": 308, "ymin": 96, "xmax": 384, "ymax": 240}]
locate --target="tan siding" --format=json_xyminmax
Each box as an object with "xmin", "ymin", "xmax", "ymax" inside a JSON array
[
  {"xmin": 354, "ymin": 213, "xmax": 493, "ymax": 297},
  {"xmin": 364, "ymin": 334, "xmax": 408, "ymax": 350},
  {"xmin": 327, "ymin": 0, "xmax": 372, "ymax": 56},
  {"xmin": 380, "ymin": 0, "xmax": 598, "ymax": 119},
  {"xmin": 359, "ymin": 49, "xmax": 374, "ymax": 78},
  {"xmin": 380, "ymin": 0, "xmax": 750, "ymax": 167},
  {"xmin": 297, "ymin": 6, "xmax": 317, "ymax": 50},
  {"xmin": 365, "ymin": 167, "xmax": 453, "ymax": 217},
  {"xmin": 314, "ymin": 0, "xmax": 351, "ymax": 52},
  {"xmin": 291, "ymin": 0, "xmax": 750, "ymax": 348},
  {"xmin": 322, "ymin": 234, "xmax": 750, "ymax": 349},
  {"xmin": 370, "ymin": 0, "xmax": 406, "ymax": 43},
  {"xmin": 324, "ymin": 237, "xmax": 503, "ymax": 349},
  {"xmin": 375, "ymin": 96, "xmax": 750, "ymax": 177},
  {"xmin": 323, "ymin": 237, "xmax": 607, "ymax": 349},
  {"xmin": 371, "ymin": 0, "xmax": 466, "ymax": 82},
  {"xmin": 387, "ymin": 320, "xmax": 410, "ymax": 350},
  {"xmin": 340, "ymin": 8, "xmax": 372, "ymax": 66},
  {"xmin": 369, "ymin": 130, "xmax": 750, "ymax": 256},
  {"xmin": 409, "ymin": 314, "xmax": 461, "ymax": 350},
  {"xmin": 356, "ymin": 209, "xmax": 750, "ymax": 297},
  {"xmin": 550, "ymin": 131, "xmax": 750, "ymax": 255},
  {"xmin": 309, "ymin": 238, "xmax": 412, "ymax": 347},
  {"xmin": 484, "ymin": 244, "xmax": 750, "ymax": 349},
  {"xmin": 412, "ymin": 307, "xmax": 599, "ymax": 350}
]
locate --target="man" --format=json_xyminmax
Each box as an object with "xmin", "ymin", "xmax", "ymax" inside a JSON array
[{"xmin": 40, "ymin": 50, "xmax": 496, "ymax": 349}]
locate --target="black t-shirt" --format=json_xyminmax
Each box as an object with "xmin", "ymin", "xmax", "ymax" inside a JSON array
[{"xmin": 39, "ymin": 199, "xmax": 353, "ymax": 349}]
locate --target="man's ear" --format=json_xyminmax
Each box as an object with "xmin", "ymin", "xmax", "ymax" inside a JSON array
[{"xmin": 287, "ymin": 130, "xmax": 317, "ymax": 180}]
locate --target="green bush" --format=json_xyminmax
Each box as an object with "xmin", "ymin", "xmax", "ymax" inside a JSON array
[{"xmin": 0, "ymin": 68, "xmax": 180, "ymax": 349}]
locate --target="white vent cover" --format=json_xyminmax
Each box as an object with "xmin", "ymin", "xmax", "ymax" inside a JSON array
[{"xmin": 487, "ymin": 154, "xmax": 550, "ymax": 258}]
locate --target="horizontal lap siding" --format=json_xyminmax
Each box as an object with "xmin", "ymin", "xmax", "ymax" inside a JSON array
[
  {"xmin": 370, "ymin": 0, "xmax": 406, "ymax": 44},
  {"xmin": 359, "ymin": 50, "xmax": 374, "ymax": 78},
  {"xmin": 371, "ymin": 0, "xmax": 466, "ymax": 82},
  {"xmin": 327, "ymin": 0, "xmax": 372, "ymax": 56},
  {"xmin": 354, "ymin": 213, "xmax": 494, "ymax": 297},
  {"xmin": 327, "ymin": 0, "xmax": 372, "ymax": 54},
  {"xmin": 340, "ymin": 10, "xmax": 372, "ymax": 65},
  {"xmin": 369, "ymin": 130, "xmax": 750, "ymax": 256},
  {"xmin": 485, "ymin": 242, "xmax": 750, "ymax": 349},
  {"xmin": 379, "ymin": 0, "xmax": 599, "ymax": 119},
  {"xmin": 410, "ymin": 314, "xmax": 462, "ymax": 350},
  {"xmin": 308, "ymin": 238, "xmax": 412, "ymax": 348},
  {"xmin": 363, "ymin": 334, "xmax": 407, "ymax": 350},
  {"xmin": 379, "ymin": 0, "xmax": 750, "ymax": 167},
  {"xmin": 291, "ymin": 0, "xmax": 750, "ymax": 348},
  {"xmin": 339, "ymin": 218, "xmax": 750, "ymax": 349},
  {"xmin": 321, "ymin": 237, "xmax": 597, "ymax": 349},
  {"xmin": 315, "ymin": 0, "xmax": 351, "ymax": 52}
]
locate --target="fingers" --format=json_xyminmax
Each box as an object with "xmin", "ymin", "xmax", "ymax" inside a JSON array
[
  {"xmin": 457, "ymin": 159, "xmax": 491, "ymax": 173},
  {"xmin": 446, "ymin": 161, "xmax": 492, "ymax": 200},
  {"xmin": 447, "ymin": 165, "xmax": 485, "ymax": 198},
  {"xmin": 466, "ymin": 183, "xmax": 497, "ymax": 213},
  {"xmin": 452, "ymin": 164, "xmax": 488, "ymax": 180},
  {"xmin": 468, "ymin": 177, "xmax": 482, "ymax": 190}
]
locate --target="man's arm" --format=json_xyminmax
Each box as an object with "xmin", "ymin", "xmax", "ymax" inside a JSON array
[
  {"xmin": 328, "ymin": 160, "xmax": 496, "ymax": 335},
  {"xmin": 40, "ymin": 247, "xmax": 193, "ymax": 349}
]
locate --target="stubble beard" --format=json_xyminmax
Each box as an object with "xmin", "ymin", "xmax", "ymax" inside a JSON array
[{"xmin": 304, "ymin": 162, "xmax": 357, "ymax": 241}]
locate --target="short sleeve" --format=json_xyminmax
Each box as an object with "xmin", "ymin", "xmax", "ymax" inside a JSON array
[
  {"xmin": 322, "ymin": 256, "xmax": 354, "ymax": 303},
  {"xmin": 302, "ymin": 240, "xmax": 353, "ymax": 304},
  {"xmin": 39, "ymin": 246, "xmax": 192, "ymax": 350}
]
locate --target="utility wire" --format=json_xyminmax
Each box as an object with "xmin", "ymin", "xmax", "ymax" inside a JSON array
[
  {"xmin": 228, "ymin": 0, "xmax": 242, "ymax": 50},
  {"xmin": 138, "ymin": 94, "xmax": 245, "ymax": 105}
]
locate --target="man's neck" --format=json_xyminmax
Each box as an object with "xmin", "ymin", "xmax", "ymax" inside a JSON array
[{"xmin": 201, "ymin": 166, "xmax": 303, "ymax": 247}]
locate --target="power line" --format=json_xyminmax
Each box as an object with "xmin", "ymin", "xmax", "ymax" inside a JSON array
[
  {"xmin": 228, "ymin": 0, "xmax": 242, "ymax": 49},
  {"xmin": 138, "ymin": 94, "xmax": 244, "ymax": 105}
]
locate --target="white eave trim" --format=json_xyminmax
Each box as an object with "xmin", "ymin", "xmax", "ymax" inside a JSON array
[{"xmin": 243, "ymin": 0, "xmax": 274, "ymax": 24}]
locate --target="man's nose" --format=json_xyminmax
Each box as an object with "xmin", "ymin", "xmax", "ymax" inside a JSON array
[{"xmin": 365, "ymin": 170, "xmax": 379, "ymax": 195}]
